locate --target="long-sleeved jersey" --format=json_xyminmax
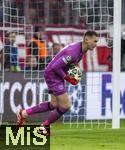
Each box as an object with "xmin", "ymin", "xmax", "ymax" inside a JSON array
[
  {"xmin": 44, "ymin": 41, "xmax": 84, "ymax": 96},
  {"xmin": 45, "ymin": 42, "xmax": 84, "ymax": 78}
]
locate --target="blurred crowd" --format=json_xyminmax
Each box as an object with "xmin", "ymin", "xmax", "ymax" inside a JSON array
[
  {"xmin": 0, "ymin": 25, "xmax": 125, "ymax": 72},
  {"xmin": 25, "ymin": 26, "xmax": 65, "ymax": 70},
  {"xmin": 0, "ymin": 0, "xmax": 125, "ymax": 72},
  {"xmin": 0, "ymin": 26, "xmax": 65, "ymax": 72}
]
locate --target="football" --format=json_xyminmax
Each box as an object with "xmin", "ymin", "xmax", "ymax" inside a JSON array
[{"xmin": 67, "ymin": 64, "xmax": 82, "ymax": 81}]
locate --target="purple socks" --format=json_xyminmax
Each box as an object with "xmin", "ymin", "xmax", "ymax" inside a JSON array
[
  {"xmin": 26, "ymin": 101, "xmax": 69, "ymax": 126},
  {"xmin": 26, "ymin": 102, "xmax": 55, "ymax": 115},
  {"xmin": 43, "ymin": 107, "xmax": 69, "ymax": 126}
]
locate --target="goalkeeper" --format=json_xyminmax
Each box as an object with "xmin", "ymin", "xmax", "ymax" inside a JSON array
[{"xmin": 17, "ymin": 31, "xmax": 98, "ymax": 135}]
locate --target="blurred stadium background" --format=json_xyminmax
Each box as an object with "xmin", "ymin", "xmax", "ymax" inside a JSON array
[{"xmin": 0, "ymin": 0, "xmax": 125, "ymax": 130}]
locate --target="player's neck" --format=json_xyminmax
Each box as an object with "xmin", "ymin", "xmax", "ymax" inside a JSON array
[{"xmin": 82, "ymin": 42, "xmax": 88, "ymax": 52}]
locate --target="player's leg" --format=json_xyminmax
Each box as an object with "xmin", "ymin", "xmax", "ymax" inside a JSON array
[
  {"xmin": 38, "ymin": 92, "xmax": 70, "ymax": 135},
  {"xmin": 17, "ymin": 94, "xmax": 58, "ymax": 126},
  {"xmin": 42, "ymin": 92, "xmax": 71, "ymax": 126},
  {"xmin": 25, "ymin": 94, "xmax": 57, "ymax": 115}
]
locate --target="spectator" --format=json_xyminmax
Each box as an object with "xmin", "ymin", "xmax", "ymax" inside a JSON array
[
  {"xmin": 25, "ymin": 55, "xmax": 37, "ymax": 70},
  {"xmin": 52, "ymin": 43, "xmax": 62, "ymax": 56},
  {"xmin": 60, "ymin": 43, "xmax": 65, "ymax": 50},
  {"xmin": 4, "ymin": 32, "xmax": 20, "ymax": 71},
  {"xmin": 28, "ymin": 26, "xmax": 48, "ymax": 70},
  {"xmin": 45, "ymin": 43, "xmax": 62, "ymax": 67}
]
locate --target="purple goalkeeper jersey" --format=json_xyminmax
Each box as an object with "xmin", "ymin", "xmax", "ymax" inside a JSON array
[
  {"xmin": 45, "ymin": 41, "xmax": 84, "ymax": 78},
  {"xmin": 44, "ymin": 41, "xmax": 84, "ymax": 96}
]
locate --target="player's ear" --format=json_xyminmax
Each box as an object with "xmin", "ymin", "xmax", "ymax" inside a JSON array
[{"xmin": 85, "ymin": 36, "xmax": 89, "ymax": 42}]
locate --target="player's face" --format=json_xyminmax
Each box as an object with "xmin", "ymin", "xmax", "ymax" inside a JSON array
[{"xmin": 85, "ymin": 35, "xmax": 98, "ymax": 50}]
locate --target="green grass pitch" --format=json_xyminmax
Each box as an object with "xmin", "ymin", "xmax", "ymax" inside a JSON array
[
  {"xmin": 0, "ymin": 121, "xmax": 125, "ymax": 150},
  {"xmin": 51, "ymin": 122, "xmax": 125, "ymax": 150}
]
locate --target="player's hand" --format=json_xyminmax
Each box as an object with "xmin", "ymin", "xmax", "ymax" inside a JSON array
[{"xmin": 64, "ymin": 75, "xmax": 78, "ymax": 85}]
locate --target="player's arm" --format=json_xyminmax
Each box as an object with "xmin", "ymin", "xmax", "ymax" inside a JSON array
[{"xmin": 51, "ymin": 55, "xmax": 78, "ymax": 85}]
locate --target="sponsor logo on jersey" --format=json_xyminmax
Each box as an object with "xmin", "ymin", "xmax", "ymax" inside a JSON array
[{"xmin": 62, "ymin": 55, "xmax": 72, "ymax": 64}]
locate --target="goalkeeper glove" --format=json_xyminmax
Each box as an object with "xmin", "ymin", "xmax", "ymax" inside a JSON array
[{"xmin": 64, "ymin": 75, "xmax": 78, "ymax": 85}]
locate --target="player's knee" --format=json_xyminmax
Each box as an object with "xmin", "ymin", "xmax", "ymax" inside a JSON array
[
  {"xmin": 51, "ymin": 99, "xmax": 58, "ymax": 107},
  {"xmin": 59, "ymin": 99, "xmax": 71, "ymax": 109},
  {"xmin": 57, "ymin": 106, "xmax": 69, "ymax": 115}
]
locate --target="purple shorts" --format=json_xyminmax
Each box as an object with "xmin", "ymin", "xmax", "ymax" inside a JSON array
[{"xmin": 44, "ymin": 71, "xmax": 66, "ymax": 96}]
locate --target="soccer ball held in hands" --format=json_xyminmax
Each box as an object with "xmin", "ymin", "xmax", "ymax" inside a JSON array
[{"xmin": 67, "ymin": 64, "xmax": 82, "ymax": 82}]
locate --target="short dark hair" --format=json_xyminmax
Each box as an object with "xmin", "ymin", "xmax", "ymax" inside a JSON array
[{"xmin": 84, "ymin": 30, "xmax": 98, "ymax": 37}]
